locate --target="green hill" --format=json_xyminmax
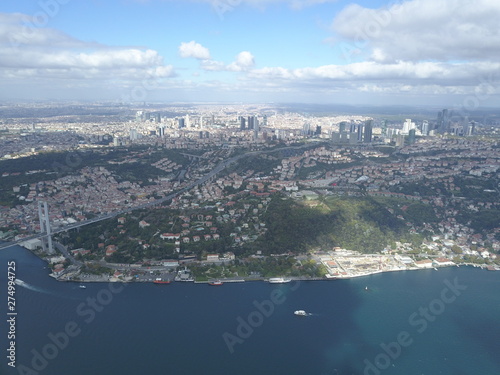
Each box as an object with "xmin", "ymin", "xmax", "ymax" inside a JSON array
[{"xmin": 248, "ymin": 194, "xmax": 432, "ymax": 254}]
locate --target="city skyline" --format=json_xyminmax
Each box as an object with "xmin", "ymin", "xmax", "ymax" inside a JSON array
[{"xmin": 1, "ymin": 0, "xmax": 500, "ymax": 106}]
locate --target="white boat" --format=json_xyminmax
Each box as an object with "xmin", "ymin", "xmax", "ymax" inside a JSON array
[
  {"xmin": 79, "ymin": 285, "xmax": 86, "ymax": 289},
  {"xmin": 294, "ymin": 310, "xmax": 308, "ymax": 316},
  {"xmin": 268, "ymin": 277, "xmax": 291, "ymax": 284}
]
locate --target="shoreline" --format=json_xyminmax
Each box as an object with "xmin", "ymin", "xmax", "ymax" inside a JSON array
[
  {"xmin": 54, "ymin": 263, "xmax": 498, "ymax": 284},
  {"xmin": 4, "ymin": 242, "xmax": 499, "ymax": 285}
]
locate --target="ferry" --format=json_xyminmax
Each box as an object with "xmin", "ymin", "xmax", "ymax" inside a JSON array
[
  {"xmin": 268, "ymin": 277, "xmax": 291, "ymax": 284},
  {"xmin": 294, "ymin": 310, "xmax": 308, "ymax": 316},
  {"xmin": 153, "ymin": 278, "xmax": 171, "ymax": 284},
  {"xmin": 208, "ymin": 280, "xmax": 223, "ymax": 286}
]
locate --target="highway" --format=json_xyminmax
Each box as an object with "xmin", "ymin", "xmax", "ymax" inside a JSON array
[{"xmin": 0, "ymin": 142, "xmax": 322, "ymax": 252}]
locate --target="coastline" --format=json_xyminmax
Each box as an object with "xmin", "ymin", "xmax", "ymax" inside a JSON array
[
  {"xmin": 53, "ymin": 262, "xmax": 497, "ymax": 284},
  {"xmin": 4, "ymin": 242, "xmax": 499, "ymax": 286}
]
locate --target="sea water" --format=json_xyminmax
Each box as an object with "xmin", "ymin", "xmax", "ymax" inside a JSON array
[{"xmin": 1, "ymin": 246, "xmax": 499, "ymax": 375}]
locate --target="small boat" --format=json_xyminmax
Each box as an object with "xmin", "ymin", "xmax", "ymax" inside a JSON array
[
  {"xmin": 208, "ymin": 280, "xmax": 223, "ymax": 286},
  {"xmin": 79, "ymin": 285, "xmax": 86, "ymax": 289},
  {"xmin": 153, "ymin": 278, "xmax": 171, "ymax": 284},
  {"xmin": 294, "ymin": 310, "xmax": 308, "ymax": 316},
  {"xmin": 365, "ymin": 286, "xmax": 368, "ymax": 291},
  {"xmin": 268, "ymin": 277, "xmax": 291, "ymax": 284}
]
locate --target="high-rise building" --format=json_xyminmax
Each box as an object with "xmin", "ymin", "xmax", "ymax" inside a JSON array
[
  {"xmin": 408, "ymin": 129, "xmax": 416, "ymax": 144},
  {"xmin": 363, "ymin": 120, "xmax": 372, "ymax": 143},
  {"xmin": 186, "ymin": 115, "xmax": 191, "ymax": 128},
  {"xmin": 421, "ymin": 120, "xmax": 429, "ymax": 136},
  {"xmin": 315, "ymin": 125, "xmax": 322, "ymax": 136},
  {"xmin": 178, "ymin": 118, "xmax": 185, "ymax": 129},
  {"xmin": 357, "ymin": 123, "xmax": 363, "ymax": 142},
  {"xmin": 247, "ymin": 116, "xmax": 255, "ymax": 130},
  {"xmin": 303, "ymin": 123, "xmax": 311, "ymax": 136},
  {"xmin": 262, "ymin": 115, "xmax": 268, "ymax": 127},
  {"xmin": 339, "ymin": 121, "xmax": 347, "ymax": 133},
  {"xmin": 466, "ymin": 121, "xmax": 476, "ymax": 136},
  {"xmin": 157, "ymin": 125, "xmax": 166, "ymax": 137},
  {"xmin": 350, "ymin": 122, "xmax": 357, "ymax": 133},
  {"xmin": 331, "ymin": 132, "xmax": 341, "ymax": 143},
  {"xmin": 129, "ymin": 128, "xmax": 138, "ymax": 141},
  {"xmin": 437, "ymin": 109, "xmax": 451, "ymax": 133},
  {"xmin": 386, "ymin": 128, "xmax": 399, "ymax": 141},
  {"xmin": 240, "ymin": 116, "xmax": 246, "ymax": 130},
  {"xmin": 395, "ymin": 134, "xmax": 405, "ymax": 147}
]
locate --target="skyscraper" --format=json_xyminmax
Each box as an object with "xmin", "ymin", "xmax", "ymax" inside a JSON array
[
  {"xmin": 339, "ymin": 121, "xmax": 347, "ymax": 133},
  {"xmin": 437, "ymin": 109, "xmax": 450, "ymax": 133},
  {"xmin": 240, "ymin": 116, "xmax": 246, "ymax": 130},
  {"xmin": 408, "ymin": 129, "xmax": 416, "ymax": 144},
  {"xmin": 421, "ymin": 120, "xmax": 429, "ymax": 136},
  {"xmin": 247, "ymin": 116, "xmax": 255, "ymax": 130},
  {"xmin": 395, "ymin": 134, "xmax": 405, "ymax": 147},
  {"xmin": 303, "ymin": 123, "xmax": 311, "ymax": 136},
  {"xmin": 363, "ymin": 120, "xmax": 372, "ymax": 143},
  {"xmin": 403, "ymin": 119, "xmax": 414, "ymax": 134},
  {"xmin": 350, "ymin": 122, "xmax": 357, "ymax": 133},
  {"xmin": 315, "ymin": 125, "xmax": 322, "ymax": 136},
  {"xmin": 178, "ymin": 118, "xmax": 185, "ymax": 129},
  {"xmin": 129, "ymin": 128, "xmax": 138, "ymax": 141},
  {"xmin": 466, "ymin": 121, "xmax": 476, "ymax": 136},
  {"xmin": 253, "ymin": 118, "xmax": 260, "ymax": 139},
  {"xmin": 357, "ymin": 123, "xmax": 363, "ymax": 142}
]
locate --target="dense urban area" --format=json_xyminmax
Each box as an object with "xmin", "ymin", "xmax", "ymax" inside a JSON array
[{"xmin": 1, "ymin": 102, "xmax": 499, "ymax": 284}]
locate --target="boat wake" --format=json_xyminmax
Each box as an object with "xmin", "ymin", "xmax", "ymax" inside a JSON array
[{"xmin": 15, "ymin": 279, "xmax": 56, "ymax": 296}]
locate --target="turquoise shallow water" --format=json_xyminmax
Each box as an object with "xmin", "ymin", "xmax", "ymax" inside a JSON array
[{"xmin": 1, "ymin": 246, "xmax": 499, "ymax": 375}]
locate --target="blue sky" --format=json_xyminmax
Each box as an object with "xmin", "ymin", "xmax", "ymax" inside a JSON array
[{"xmin": 1, "ymin": 0, "xmax": 499, "ymax": 105}]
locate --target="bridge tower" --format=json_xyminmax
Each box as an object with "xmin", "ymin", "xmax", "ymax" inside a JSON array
[{"xmin": 37, "ymin": 201, "xmax": 54, "ymax": 254}]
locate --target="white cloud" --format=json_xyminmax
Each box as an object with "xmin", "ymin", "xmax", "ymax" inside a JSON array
[
  {"xmin": 0, "ymin": 12, "xmax": 175, "ymax": 100},
  {"xmin": 246, "ymin": 60, "xmax": 500, "ymax": 97},
  {"xmin": 179, "ymin": 41, "xmax": 211, "ymax": 60},
  {"xmin": 332, "ymin": 0, "xmax": 500, "ymax": 63},
  {"xmin": 227, "ymin": 51, "xmax": 255, "ymax": 71},
  {"xmin": 200, "ymin": 51, "xmax": 255, "ymax": 72}
]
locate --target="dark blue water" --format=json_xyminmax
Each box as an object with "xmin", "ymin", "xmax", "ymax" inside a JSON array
[{"xmin": 1, "ymin": 246, "xmax": 499, "ymax": 375}]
